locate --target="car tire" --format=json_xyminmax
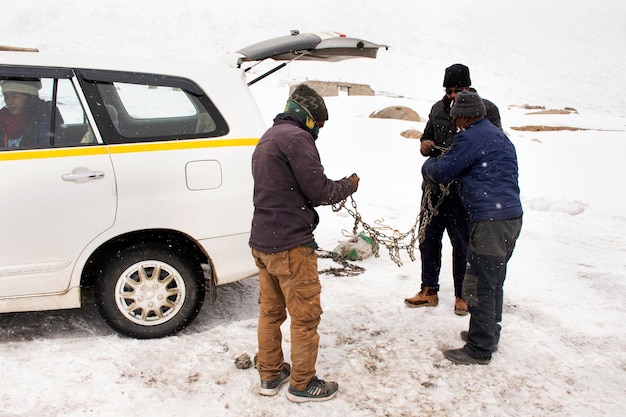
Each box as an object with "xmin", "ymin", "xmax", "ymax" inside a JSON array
[{"xmin": 95, "ymin": 244, "xmax": 205, "ymax": 339}]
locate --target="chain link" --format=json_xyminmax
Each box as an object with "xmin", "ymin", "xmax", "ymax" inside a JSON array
[
  {"xmin": 330, "ymin": 143, "xmax": 452, "ymax": 267},
  {"xmin": 331, "ymin": 195, "xmax": 420, "ymax": 267},
  {"xmin": 317, "ymin": 249, "xmax": 366, "ymax": 277},
  {"xmin": 417, "ymin": 180, "xmax": 451, "ymax": 243},
  {"xmin": 417, "ymin": 143, "xmax": 452, "ymax": 244}
]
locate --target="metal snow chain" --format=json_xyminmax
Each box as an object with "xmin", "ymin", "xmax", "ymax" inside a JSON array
[
  {"xmin": 417, "ymin": 143, "xmax": 453, "ymax": 244},
  {"xmin": 330, "ymin": 142, "xmax": 453, "ymax": 267},
  {"xmin": 317, "ymin": 249, "xmax": 366, "ymax": 277},
  {"xmin": 416, "ymin": 180, "xmax": 452, "ymax": 244},
  {"xmin": 331, "ymin": 196, "xmax": 420, "ymax": 267}
]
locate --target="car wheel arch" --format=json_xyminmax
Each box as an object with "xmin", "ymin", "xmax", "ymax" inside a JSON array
[
  {"xmin": 79, "ymin": 230, "xmax": 215, "ymax": 338},
  {"xmin": 81, "ymin": 229, "xmax": 211, "ymax": 288}
]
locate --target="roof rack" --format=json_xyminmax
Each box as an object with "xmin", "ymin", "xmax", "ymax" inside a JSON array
[{"xmin": 0, "ymin": 45, "xmax": 39, "ymax": 52}]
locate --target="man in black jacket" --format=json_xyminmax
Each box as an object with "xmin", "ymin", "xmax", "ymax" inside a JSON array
[
  {"xmin": 404, "ymin": 64, "xmax": 501, "ymax": 315},
  {"xmin": 250, "ymin": 84, "xmax": 359, "ymax": 402}
]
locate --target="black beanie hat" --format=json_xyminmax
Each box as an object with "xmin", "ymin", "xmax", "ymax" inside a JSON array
[
  {"xmin": 443, "ymin": 63, "xmax": 471, "ymax": 88},
  {"xmin": 289, "ymin": 84, "xmax": 329, "ymax": 121},
  {"xmin": 450, "ymin": 90, "xmax": 486, "ymax": 119}
]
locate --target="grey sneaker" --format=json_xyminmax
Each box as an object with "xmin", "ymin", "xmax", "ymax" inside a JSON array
[
  {"xmin": 460, "ymin": 330, "xmax": 498, "ymax": 352},
  {"xmin": 286, "ymin": 376, "xmax": 338, "ymax": 403},
  {"xmin": 259, "ymin": 363, "xmax": 291, "ymax": 396}
]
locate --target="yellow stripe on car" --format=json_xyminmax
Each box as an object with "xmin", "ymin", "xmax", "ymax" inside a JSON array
[{"xmin": 0, "ymin": 138, "xmax": 259, "ymax": 161}]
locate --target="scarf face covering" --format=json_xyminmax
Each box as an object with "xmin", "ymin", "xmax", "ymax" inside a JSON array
[{"xmin": 284, "ymin": 99, "xmax": 320, "ymax": 138}]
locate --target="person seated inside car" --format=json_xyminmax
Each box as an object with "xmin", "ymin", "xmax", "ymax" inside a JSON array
[{"xmin": 0, "ymin": 78, "xmax": 63, "ymax": 149}]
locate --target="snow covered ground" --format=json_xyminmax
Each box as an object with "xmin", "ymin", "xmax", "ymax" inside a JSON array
[{"xmin": 1, "ymin": 1, "xmax": 625, "ymax": 416}]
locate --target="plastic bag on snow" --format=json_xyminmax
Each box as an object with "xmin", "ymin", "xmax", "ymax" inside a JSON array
[{"xmin": 332, "ymin": 232, "xmax": 377, "ymax": 261}]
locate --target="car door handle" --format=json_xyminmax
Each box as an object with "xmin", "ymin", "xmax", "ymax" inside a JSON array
[{"xmin": 62, "ymin": 171, "xmax": 105, "ymax": 181}]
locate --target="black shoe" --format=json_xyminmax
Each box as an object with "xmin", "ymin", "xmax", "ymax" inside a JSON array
[
  {"xmin": 460, "ymin": 331, "xmax": 498, "ymax": 352},
  {"xmin": 286, "ymin": 376, "xmax": 338, "ymax": 403},
  {"xmin": 443, "ymin": 347, "xmax": 490, "ymax": 365},
  {"xmin": 259, "ymin": 363, "xmax": 291, "ymax": 396}
]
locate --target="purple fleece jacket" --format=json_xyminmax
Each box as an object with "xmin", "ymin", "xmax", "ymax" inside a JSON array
[{"xmin": 249, "ymin": 117, "xmax": 355, "ymax": 253}]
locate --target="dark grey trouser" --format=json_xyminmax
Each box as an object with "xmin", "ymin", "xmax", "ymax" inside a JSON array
[{"xmin": 462, "ymin": 217, "xmax": 522, "ymax": 359}]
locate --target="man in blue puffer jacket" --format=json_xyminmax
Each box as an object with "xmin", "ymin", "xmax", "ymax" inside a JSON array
[
  {"xmin": 404, "ymin": 64, "xmax": 501, "ymax": 316},
  {"xmin": 422, "ymin": 90, "xmax": 523, "ymax": 365},
  {"xmin": 250, "ymin": 84, "xmax": 359, "ymax": 401}
]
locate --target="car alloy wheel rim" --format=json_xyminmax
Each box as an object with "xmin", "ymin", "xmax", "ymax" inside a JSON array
[{"xmin": 114, "ymin": 260, "xmax": 186, "ymax": 326}]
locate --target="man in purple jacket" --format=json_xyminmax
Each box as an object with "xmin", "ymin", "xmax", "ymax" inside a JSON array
[
  {"xmin": 250, "ymin": 84, "xmax": 359, "ymax": 401},
  {"xmin": 422, "ymin": 90, "xmax": 522, "ymax": 365}
]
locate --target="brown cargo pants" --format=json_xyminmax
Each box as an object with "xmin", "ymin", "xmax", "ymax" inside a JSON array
[{"xmin": 252, "ymin": 246, "xmax": 322, "ymax": 391}]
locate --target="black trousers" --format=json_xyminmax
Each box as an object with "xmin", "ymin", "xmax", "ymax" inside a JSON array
[
  {"xmin": 462, "ymin": 217, "xmax": 523, "ymax": 359},
  {"xmin": 418, "ymin": 190, "xmax": 470, "ymax": 298}
]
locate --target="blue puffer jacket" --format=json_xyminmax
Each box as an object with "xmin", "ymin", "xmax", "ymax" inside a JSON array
[{"xmin": 422, "ymin": 118, "xmax": 522, "ymax": 222}]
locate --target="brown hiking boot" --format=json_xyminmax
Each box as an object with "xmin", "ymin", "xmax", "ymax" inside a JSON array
[
  {"xmin": 404, "ymin": 287, "xmax": 438, "ymax": 308},
  {"xmin": 454, "ymin": 297, "xmax": 468, "ymax": 315}
]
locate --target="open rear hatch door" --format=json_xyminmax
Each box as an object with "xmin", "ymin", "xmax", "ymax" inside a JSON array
[{"xmin": 230, "ymin": 31, "xmax": 388, "ymax": 85}]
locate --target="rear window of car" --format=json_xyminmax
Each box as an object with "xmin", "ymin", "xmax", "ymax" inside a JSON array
[{"xmin": 77, "ymin": 69, "xmax": 229, "ymax": 144}]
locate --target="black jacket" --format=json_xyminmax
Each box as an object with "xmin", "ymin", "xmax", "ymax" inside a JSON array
[{"xmin": 421, "ymin": 92, "xmax": 501, "ymax": 158}]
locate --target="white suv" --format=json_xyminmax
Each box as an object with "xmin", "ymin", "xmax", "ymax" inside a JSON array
[{"xmin": 0, "ymin": 32, "xmax": 385, "ymax": 338}]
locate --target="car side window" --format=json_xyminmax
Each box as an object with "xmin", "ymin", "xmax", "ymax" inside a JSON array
[
  {"xmin": 106, "ymin": 81, "xmax": 211, "ymax": 139},
  {"xmin": 0, "ymin": 72, "xmax": 94, "ymax": 150},
  {"xmin": 77, "ymin": 70, "xmax": 229, "ymax": 144},
  {"xmin": 54, "ymin": 78, "xmax": 96, "ymax": 147}
]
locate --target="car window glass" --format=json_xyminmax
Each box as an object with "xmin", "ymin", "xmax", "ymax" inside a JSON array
[
  {"xmin": 93, "ymin": 80, "xmax": 224, "ymax": 143},
  {"xmin": 115, "ymin": 83, "xmax": 196, "ymax": 118},
  {"xmin": 0, "ymin": 75, "xmax": 94, "ymax": 149},
  {"xmin": 53, "ymin": 78, "xmax": 96, "ymax": 147},
  {"xmin": 53, "ymin": 78, "xmax": 86, "ymax": 124}
]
